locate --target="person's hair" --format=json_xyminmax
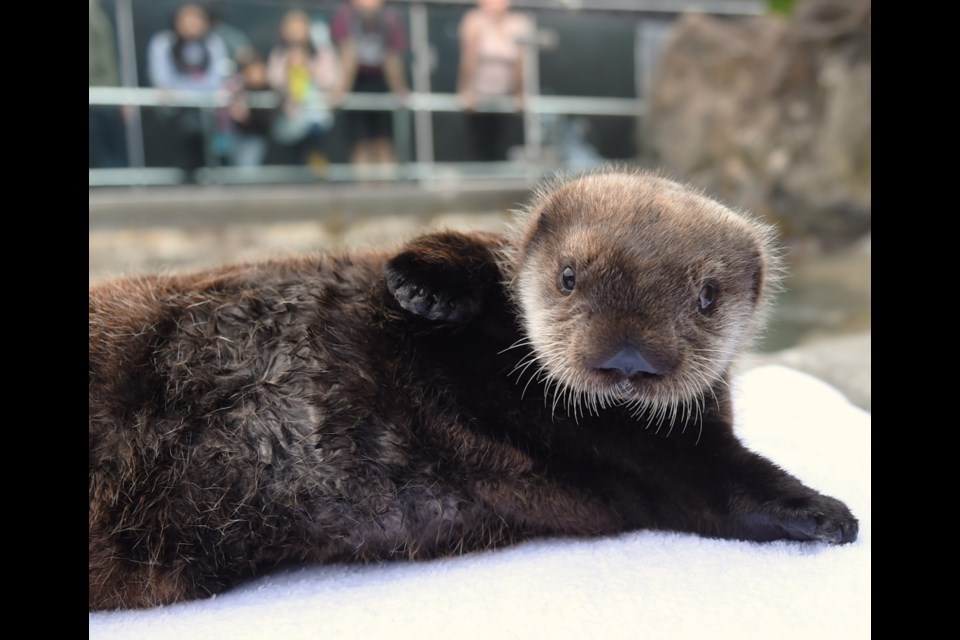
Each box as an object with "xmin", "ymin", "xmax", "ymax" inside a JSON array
[
  {"xmin": 171, "ymin": 3, "xmax": 213, "ymax": 74},
  {"xmin": 278, "ymin": 11, "xmax": 317, "ymax": 57},
  {"xmin": 239, "ymin": 56, "xmax": 265, "ymax": 73}
]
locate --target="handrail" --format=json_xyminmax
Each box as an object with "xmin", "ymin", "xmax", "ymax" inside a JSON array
[
  {"xmin": 88, "ymin": 87, "xmax": 644, "ymax": 117},
  {"xmin": 196, "ymin": 160, "xmax": 562, "ymax": 184},
  {"xmin": 170, "ymin": 0, "xmax": 765, "ymax": 16},
  {"xmin": 89, "ymin": 161, "xmax": 565, "ymax": 187},
  {"xmin": 388, "ymin": 0, "xmax": 764, "ymax": 14}
]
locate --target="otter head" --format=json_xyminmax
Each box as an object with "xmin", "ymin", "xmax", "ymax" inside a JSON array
[{"xmin": 505, "ymin": 169, "xmax": 781, "ymax": 424}]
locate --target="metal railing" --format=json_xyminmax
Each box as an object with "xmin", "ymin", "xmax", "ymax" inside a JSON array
[
  {"xmin": 230, "ymin": 1, "xmax": 765, "ymax": 16},
  {"xmin": 90, "ymin": 0, "xmax": 765, "ymax": 188},
  {"xmin": 88, "ymin": 87, "xmax": 644, "ymax": 186},
  {"xmin": 88, "ymin": 87, "xmax": 642, "ymax": 116}
]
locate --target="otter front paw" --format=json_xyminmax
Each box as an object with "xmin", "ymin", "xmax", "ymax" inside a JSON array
[
  {"xmin": 737, "ymin": 494, "xmax": 858, "ymax": 544},
  {"xmin": 385, "ymin": 231, "xmax": 502, "ymax": 325},
  {"xmin": 386, "ymin": 271, "xmax": 481, "ymax": 323}
]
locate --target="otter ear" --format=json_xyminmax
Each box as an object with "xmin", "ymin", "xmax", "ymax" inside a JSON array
[
  {"xmin": 385, "ymin": 231, "xmax": 503, "ymax": 324},
  {"xmin": 747, "ymin": 228, "xmax": 783, "ymax": 310}
]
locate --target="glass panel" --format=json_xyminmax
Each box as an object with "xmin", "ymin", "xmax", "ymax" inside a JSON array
[{"xmin": 91, "ymin": 1, "xmax": 678, "ymax": 185}]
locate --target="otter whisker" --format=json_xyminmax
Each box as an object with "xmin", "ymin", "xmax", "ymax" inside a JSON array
[{"xmin": 499, "ymin": 337, "xmax": 536, "ymax": 355}]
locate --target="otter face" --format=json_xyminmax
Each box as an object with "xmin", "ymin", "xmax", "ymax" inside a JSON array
[{"xmin": 508, "ymin": 171, "xmax": 779, "ymax": 426}]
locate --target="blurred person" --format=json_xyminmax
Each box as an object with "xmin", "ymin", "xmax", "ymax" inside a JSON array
[
  {"xmin": 147, "ymin": 3, "xmax": 229, "ymax": 178},
  {"xmin": 457, "ymin": 0, "xmax": 532, "ymax": 162},
  {"xmin": 331, "ymin": 0, "xmax": 409, "ymax": 166},
  {"xmin": 223, "ymin": 58, "xmax": 272, "ymax": 168},
  {"xmin": 148, "ymin": 4, "xmax": 229, "ymax": 93},
  {"xmin": 268, "ymin": 9, "xmax": 340, "ymax": 173},
  {"xmin": 207, "ymin": 6, "xmax": 257, "ymax": 167},
  {"xmin": 89, "ymin": 0, "xmax": 127, "ymax": 168},
  {"xmin": 209, "ymin": 2, "xmax": 256, "ymax": 73}
]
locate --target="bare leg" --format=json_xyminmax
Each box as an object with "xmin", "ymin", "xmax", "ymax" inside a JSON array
[{"xmin": 372, "ymin": 137, "xmax": 395, "ymax": 164}]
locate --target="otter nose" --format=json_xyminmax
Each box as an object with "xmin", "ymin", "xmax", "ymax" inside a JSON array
[{"xmin": 597, "ymin": 345, "xmax": 661, "ymax": 377}]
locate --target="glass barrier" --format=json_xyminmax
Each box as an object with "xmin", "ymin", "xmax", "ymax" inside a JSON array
[{"xmin": 89, "ymin": 0, "xmax": 763, "ymax": 187}]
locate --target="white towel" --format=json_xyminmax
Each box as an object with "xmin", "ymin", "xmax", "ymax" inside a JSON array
[{"xmin": 89, "ymin": 364, "xmax": 870, "ymax": 640}]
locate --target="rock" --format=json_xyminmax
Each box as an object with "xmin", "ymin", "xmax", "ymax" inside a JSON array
[
  {"xmin": 646, "ymin": 0, "xmax": 871, "ymax": 249},
  {"xmin": 758, "ymin": 231, "xmax": 871, "ymax": 352},
  {"xmin": 741, "ymin": 330, "xmax": 871, "ymax": 412}
]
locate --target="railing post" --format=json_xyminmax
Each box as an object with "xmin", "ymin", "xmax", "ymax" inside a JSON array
[
  {"xmin": 521, "ymin": 15, "xmax": 541, "ymax": 173},
  {"xmin": 520, "ymin": 20, "xmax": 557, "ymax": 180},
  {"xmin": 409, "ymin": 2, "xmax": 434, "ymax": 183},
  {"xmin": 115, "ymin": 0, "xmax": 146, "ymax": 171}
]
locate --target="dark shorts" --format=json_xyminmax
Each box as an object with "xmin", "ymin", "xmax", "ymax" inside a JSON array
[{"xmin": 344, "ymin": 73, "xmax": 393, "ymax": 143}]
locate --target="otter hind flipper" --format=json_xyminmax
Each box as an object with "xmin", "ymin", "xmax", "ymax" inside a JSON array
[{"xmin": 385, "ymin": 231, "xmax": 504, "ymax": 325}]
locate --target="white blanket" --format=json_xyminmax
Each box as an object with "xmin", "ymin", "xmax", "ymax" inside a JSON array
[{"xmin": 89, "ymin": 365, "xmax": 871, "ymax": 639}]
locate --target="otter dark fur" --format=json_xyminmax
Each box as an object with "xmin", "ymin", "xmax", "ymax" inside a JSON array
[{"xmin": 89, "ymin": 169, "xmax": 857, "ymax": 611}]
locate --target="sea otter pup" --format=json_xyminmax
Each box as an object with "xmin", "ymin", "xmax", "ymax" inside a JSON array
[{"xmin": 88, "ymin": 168, "xmax": 858, "ymax": 611}]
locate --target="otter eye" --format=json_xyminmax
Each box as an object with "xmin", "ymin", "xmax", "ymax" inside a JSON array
[
  {"xmin": 560, "ymin": 266, "xmax": 576, "ymax": 293},
  {"xmin": 698, "ymin": 283, "xmax": 716, "ymax": 312}
]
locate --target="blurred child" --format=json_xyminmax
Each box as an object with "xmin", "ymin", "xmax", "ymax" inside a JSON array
[
  {"xmin": 268, "ymin": 10, "xmax": 340, "ymax": 173},
  {"xmin": 225, "ymin": 58, "xmax": 272, "ymax": 168}
]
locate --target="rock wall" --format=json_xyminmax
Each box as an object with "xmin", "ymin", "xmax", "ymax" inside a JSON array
[{"xmin": 646, "ymin": 0, "xmax": 871, "ymax": 247}]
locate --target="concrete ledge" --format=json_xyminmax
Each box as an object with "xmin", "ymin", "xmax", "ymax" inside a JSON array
[{"xmin": 89, "ymin": 182, "xmax": 535, "ymax": 230}]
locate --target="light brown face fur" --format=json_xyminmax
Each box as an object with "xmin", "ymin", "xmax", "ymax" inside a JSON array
[{"xmin": 503, "ymin": 169, "xmax": 781, "ymax": 427}]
